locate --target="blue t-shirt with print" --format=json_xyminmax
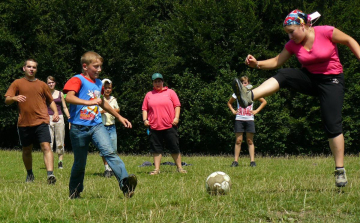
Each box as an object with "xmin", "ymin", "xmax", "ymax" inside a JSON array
[{"xmin": 69, "ymin": 74, "xmax": 103, "ymax": 126}]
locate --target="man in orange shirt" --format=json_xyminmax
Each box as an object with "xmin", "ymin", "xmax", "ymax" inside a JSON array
[{"xmin": 5, "ymin": 59, "xmax": 59, "ymax": 184}]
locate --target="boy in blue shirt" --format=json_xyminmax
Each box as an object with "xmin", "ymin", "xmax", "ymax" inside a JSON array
[{"xmin": 63, "ymin": 51, "xmax": 137, "ymax": 198}]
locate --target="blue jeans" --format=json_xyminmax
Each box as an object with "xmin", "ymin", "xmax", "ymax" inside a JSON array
[
  {"xmin": 104, "ymin": 125, "xmax": 117, "ymax": 153},
  {"xmin": 69, "ymin": 123, "xmax": 128, "ymax": 192}
]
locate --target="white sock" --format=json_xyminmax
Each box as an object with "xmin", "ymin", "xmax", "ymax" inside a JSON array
[{"xmin": 105, "ymin": 165, "xmax": 111, "ymax": 171}]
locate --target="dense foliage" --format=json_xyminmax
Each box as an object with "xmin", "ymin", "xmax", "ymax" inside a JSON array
[{"xmin": 0, "ymin": 0, "xmax": 359, "ymax": 155}]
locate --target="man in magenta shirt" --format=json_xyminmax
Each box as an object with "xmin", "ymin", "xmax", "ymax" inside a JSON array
[
  {"xmin": 142, "ymin": 73, "xmax": 187, "ymax": 175},
  {"xmin": 237, "ymin": 9, "xmax": 360, "ymax": 187}
]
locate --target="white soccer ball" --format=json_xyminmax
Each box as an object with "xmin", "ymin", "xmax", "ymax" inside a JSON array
[{"xmin": 205, "ymin": 171, "xmax": 231, "ymax": 195}]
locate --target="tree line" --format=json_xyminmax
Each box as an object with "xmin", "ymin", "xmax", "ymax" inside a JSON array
[{"xmin": 0, "ymin": 0, "xmax": 359, "ymax": 155}]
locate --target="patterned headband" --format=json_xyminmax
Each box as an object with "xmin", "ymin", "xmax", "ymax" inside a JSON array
[{"xmin": 283, "ymin": 9, "xmax": 308, "ymax": 27}]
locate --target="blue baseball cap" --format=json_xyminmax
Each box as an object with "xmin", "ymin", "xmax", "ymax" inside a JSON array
[{"xmin": 152, "ymin": 73, "xmax": 163, "ymax": 80}]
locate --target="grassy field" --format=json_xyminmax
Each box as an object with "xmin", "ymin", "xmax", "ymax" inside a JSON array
[{"xmin": 0, "ymin": 150, "xmax": 359, "ymax": 222}]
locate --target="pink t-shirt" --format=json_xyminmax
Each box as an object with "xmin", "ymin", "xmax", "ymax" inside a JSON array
[
  {"xmin": 142, "ymin": 87, "xmax": 181, "ymax": 130},
  {"xmin": 285, "ymin": 25, "xmax": 343, "ymax": 74}
]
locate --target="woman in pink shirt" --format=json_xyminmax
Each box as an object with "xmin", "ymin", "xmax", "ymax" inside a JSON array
[
  {"xmin": 236, "ymin": 9, "xmax": 360, "ymax": 187},
  {"xmin": 142, "ymin": 73, "xmax": 187, "ymax": 175}
]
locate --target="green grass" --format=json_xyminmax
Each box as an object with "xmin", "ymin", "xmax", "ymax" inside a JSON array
[{"xmin": 0, "ymin": 150, "xmax": 359, "ymax": 222}]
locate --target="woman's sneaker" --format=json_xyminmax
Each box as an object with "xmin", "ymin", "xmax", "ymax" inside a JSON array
[
  {"xmin": 232, "ymin": 78, "xmax": 253, "ymax": 108},
  {"xmin": 230, "ymin": 161, "xmax": 239, "ymax": 167},
  {"xmin": 250, "ymin": 161, "xmax": 256, "ymax": 167},
  {"xmin": 334, "ymin": 168, "xmax": 347, "ymax": 187}
]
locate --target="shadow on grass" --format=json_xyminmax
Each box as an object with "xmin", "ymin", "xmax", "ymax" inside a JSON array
[
  {"xmin": 92, "ymin": 172, "xmax": 105, "ymax": 177},
  {"xmin": 260, "ymin": 187, "xmax": 347, "ymax": 194}
]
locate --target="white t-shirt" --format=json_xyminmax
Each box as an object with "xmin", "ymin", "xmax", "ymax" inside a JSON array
[{"xmin": 99, "ymin": 96, "xmax": 119, "ymax": 125}]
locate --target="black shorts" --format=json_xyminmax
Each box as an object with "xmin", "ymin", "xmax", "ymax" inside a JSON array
[
  {"xmin": 234, "ymin": 120, "xmax": 255, "ymax": 133},
  {"xmin": 149, "ymin": 127, "xmax": 180, "ymax": 154},
  {"xmin": 273, "ymin": 68, "xmax": 344, "ymax": 138},
  {"xmin": 18, "ymin": 123, "xmax": 51, "ymax": 147}
]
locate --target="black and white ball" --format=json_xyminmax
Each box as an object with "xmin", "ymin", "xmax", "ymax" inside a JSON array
[{"xmin": 205, "ymin": 171, "xmax": 231, "ymax": 195}]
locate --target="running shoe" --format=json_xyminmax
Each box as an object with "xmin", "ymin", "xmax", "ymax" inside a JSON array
[
  {"xmin": 69, "ymin": 189, "xmax": 81, "ymax": 199},
  {"xmin": 58, "ymin": 161, "xmax": 63, "ymax": 169},
  {"xmin": 334, "ymin": 168, "xmax": 347, "ymax": 187},
  {"xmin": 26, "ymin": 174, "xmax": 34, "ymax": 183},
  {"xmin": 121, "ymin": 174, "xmax": 137, "ymax": 198},
  {"xmin": 104, "ymin": 170, "xmax": 112, "ymax": 178},
  {"xmin": 232, "ymin": 78, "xmax": 253, "ymax": 108},
  {"xmin": 47, "ymin": 174, "xmax": 57, "ymax": 185}
]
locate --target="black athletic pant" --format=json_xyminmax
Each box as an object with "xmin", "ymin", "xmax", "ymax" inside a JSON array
[{"xmin": 273, "ymin": 68, "xmax": 344, "ymax": 138}]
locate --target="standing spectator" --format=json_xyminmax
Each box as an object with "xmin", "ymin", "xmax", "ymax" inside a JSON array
[
  {"xmin": 142, "ymin": 73, "xmax": 187, "ymax": 175},
  {"xmin": 228, "ymin": 76, "xmax": 267, "ymax": 167},
  {"xmin": 63, "ymin": 51, "xmax": 137, "ymax": 198},
  {"xmin": 99, "ymin": 78, "xmax": 120, "ymax": 178},
  {"xmin": 47, "ymin": 76, "xmax": 70, "ymax": 169},
  {"xmin": 5, "ymin": 59, "xmax": 59, "ymax": 184}
]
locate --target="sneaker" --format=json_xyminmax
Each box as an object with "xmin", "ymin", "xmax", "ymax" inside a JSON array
[
  {"xmin": 69, "ymin": 190, "xmax": 81, "ymax": 199},
  {"xmin": 230, "ymin": 161, "xmax": 239, "ymax": 167},
  {"xmin": 47, "ymin": 174, "xmax": 57, "ymax": 185},
  {"xmin": 250, "ymin": 161, "xmax": 256, "ymax": 167},
  {"xmin": 232, "ymin": 78, "xmax": 253, "ymax": 108},
  {"xmin": 26, "ymin": 174, "xmax": 35, "ymax": 183},
  {"xmin": 104, "ymin": 170, "xmax": 112, "ymax": 178},
  {"xmin": 121, "ymin": 174, "xmax": 137, "ymax": 198},
  {"xmin": 334, "ymin": 168, "xmax": 347, "ymax": 187},
  {"xmin": 58, "ymin": 161, "xmax": 63, "ymax": 169}
]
